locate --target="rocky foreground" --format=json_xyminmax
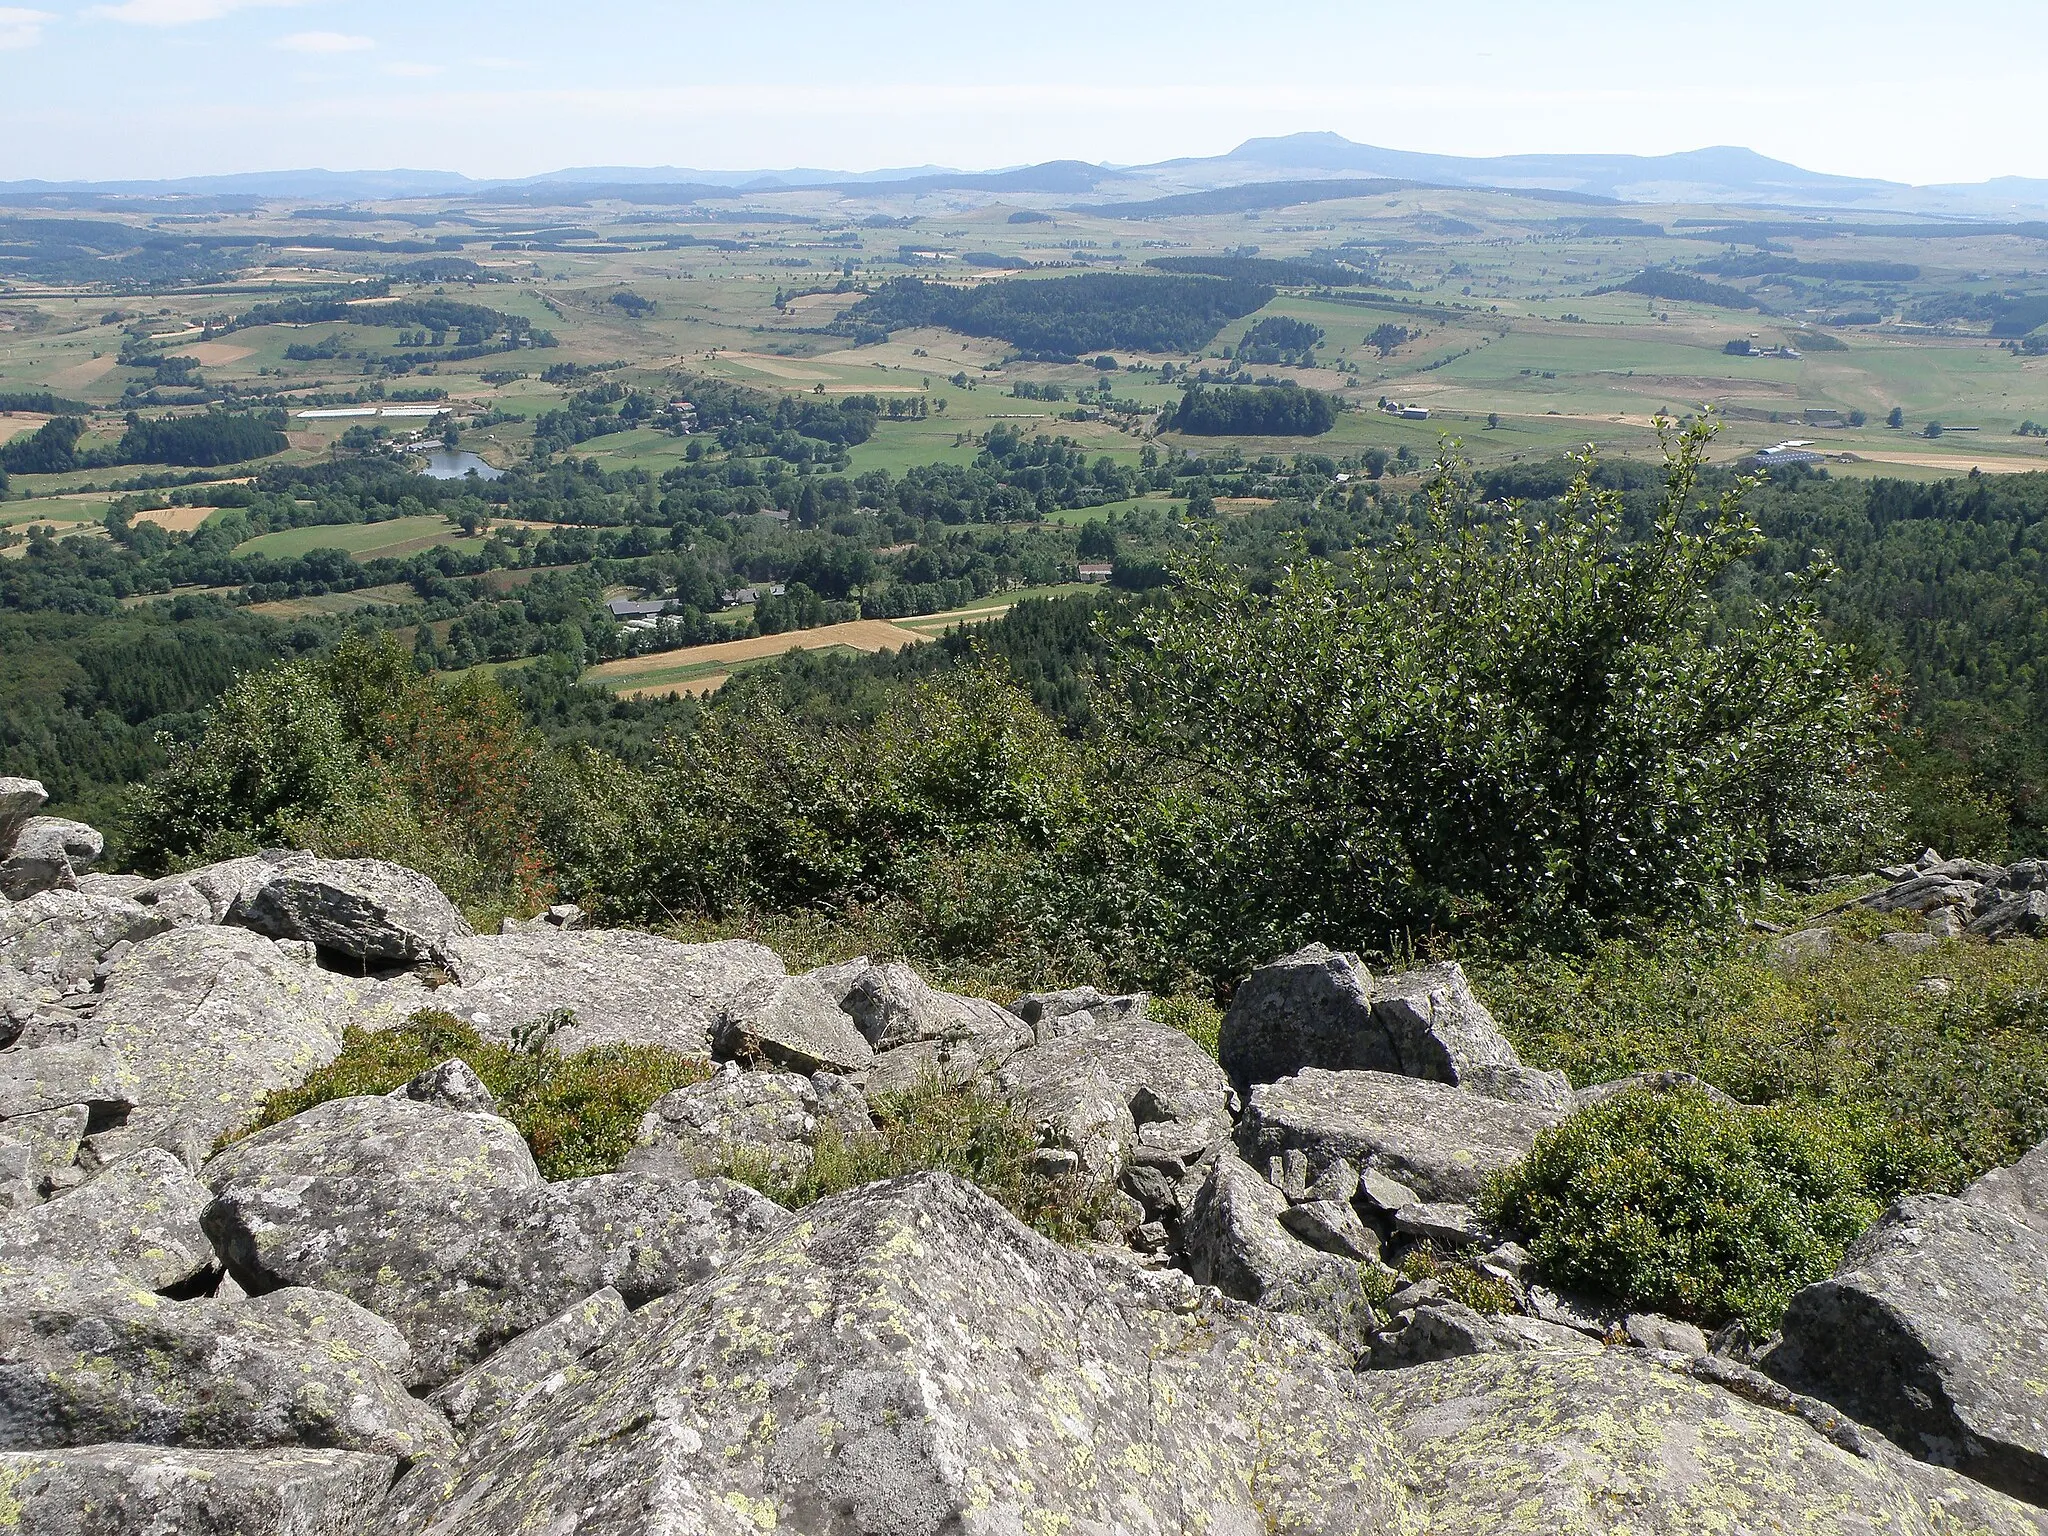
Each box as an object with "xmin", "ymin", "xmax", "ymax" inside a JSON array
[{"xmin": 2, "ymin": 776, "xmax": 2046, "ymax": 1533}]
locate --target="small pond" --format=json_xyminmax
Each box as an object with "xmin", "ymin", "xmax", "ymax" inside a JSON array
[{"xmin": 419, "ymin": 448, "xmax": 504, "ymax": 481}]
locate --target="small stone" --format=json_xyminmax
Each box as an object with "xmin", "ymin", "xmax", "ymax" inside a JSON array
[
  {"xmin": 1279, "ymin": 1199, "xmax": 1382, "ymax": 1262},
  {"xmin": 1880, "ymin": 931, "xmax": 1938, "ymax": 955},
  {"xmin": 1916, "ymin": 977, "xmax": 1956, "ymax": 1000},
  {"xmin": 1027, "ymin": 1147, "xmax": 1081, "ymax": 1179},
  {"xmin": 393, "ymin": 1057, "xmax": 499, "ymax": 1116},
  {"xmin": 1358, "ymin": 1168, "xmax": 1421, "ymax": 1214},
  {"xmin": 1771, "ymin": 928, "xmax": 1834, "ymax": 969},
  {"xmin": 1625, "ymin": 1312, "xmax": 1710, "ymax": 1356},
  {"xmin": 1307, "ymin": 1157, "xmax": 1360, "ymax": 1206},
  {"xmin": 1477, "ymin": 1241, "xmax": 1531, "ymax": 1282},
  {"xmin": 1926, "ymin": 906, "xmax": 1966, "ymax": 939},
  {"xmin": 1392, "ymin": 1201, "xmax": 1485, "ymax": 1248},
  {"xmin": 1278, "ymin": 1148, "xmax": 1311, "ymax": 1201}
]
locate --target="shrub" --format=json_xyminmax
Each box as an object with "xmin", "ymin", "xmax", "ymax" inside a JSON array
[
  {"xmin": 1474, "ymin": 916, "xmax": 2048, "ymax": 1182},
  {"xmin": 719, "ymin": 1073, "xmax": 1112, "ymax": 1241},
  {"xmin": 124, "ymin": 633, "xmax": 556, "ymax": 922},
  {"xmin": 1486, "ymin": 1087, "xmax": 1917, "ymax": 1327},
  {"xmin": 1098, "ymin": 420, "xmax": 1893, "ymax": 976},
  {"xmin": 226, "ymin": 1010, "xmax": 711, "ymax": 1180}
]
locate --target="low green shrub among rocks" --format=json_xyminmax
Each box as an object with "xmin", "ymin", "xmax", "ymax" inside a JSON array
[
  {"xmin": 1485, "ymin": 1086, "xmax": 1931, "ymax": 1328},
  {"xmin": 227, "ymin": 1010, "xmax": 712, "ymax": 1180},
  {"xmin": 719, "ymin": 1073, "xmax": 1114, "ymax": 1242}
]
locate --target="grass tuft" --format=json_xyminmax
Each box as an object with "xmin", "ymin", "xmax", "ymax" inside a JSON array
[{"xmin": 224, "ymin": 1009, "xmax": 713, "ymax": 1180}]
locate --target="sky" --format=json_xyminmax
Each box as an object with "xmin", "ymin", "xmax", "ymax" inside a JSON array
[{"xmin": 1, "ymin": 0, "xmax": 2044, "ymax": 186}]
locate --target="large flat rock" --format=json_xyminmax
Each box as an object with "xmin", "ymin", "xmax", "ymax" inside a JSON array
[
  {"xmin": 228, "ymin": 857, "xmax": 472, "ymax": 967},
  {"xmin": 431, "ymin": 929, "xmax": 784, "ymax": 1057},
  {"xmin": 0, "ymin": 1443, "xmax": 396, "ymax": 1536},
  {"xmin": 1239, "ymin": 1067, "xmax": 1565, "ymax": 1204},
  {"xmin": 383, "ymin": 1172, "xmax": 1419, "ymax": 1535},
  {"xmin": 89, "ymin": 927, "xmax": 359, "ymax": 1149},
  {"xmin": 1767, "ymin": 1192, "xmax": 2048, "ymax": 1505},
  {"xmin": 0, "ymin": 1273, "xmax": 451, "ymax": 1463},
  {"xmin": 1366, "ymin": 1350, "xmax": 2043, "ymax": 1536}
]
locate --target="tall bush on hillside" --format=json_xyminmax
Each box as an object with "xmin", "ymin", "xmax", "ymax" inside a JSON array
[
  {"xmin": 1097, "ymin": 419, "xmax": 1892, "ymax": 974},
  {"xmin": 124, "ymin": 634, "xmax": 554, "ymax": 917},
  {"xmin": 554, "ymin": 665, "xmax": 1093, "ymax": 950}
]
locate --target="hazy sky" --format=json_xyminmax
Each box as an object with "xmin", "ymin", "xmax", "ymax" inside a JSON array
[{"xmin": 2, "ymin": 0, "xmax": 2042, "ymax": 185}]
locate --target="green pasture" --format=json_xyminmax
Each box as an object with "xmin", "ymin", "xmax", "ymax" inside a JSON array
[{"xmin": 234, "ymin": 514, "xmax": 486, "ymax": 561}]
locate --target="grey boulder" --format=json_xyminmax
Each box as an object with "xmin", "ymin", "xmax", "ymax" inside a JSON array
[
  {"xmin": 431, "ymin": 929, "xmax": 784, "ymax": 1057},
  {"xmin": 1182, "ymin": 1151, "xmax": 1379, "ymax": 1349},
  {"xmin": 89, "ymin": 927, "xmax": 358, "ymax": 1149},
  {"xmin": 0, "ymin": 819, "xmax": 103, "ymax": 901},
  {"xmin": 0, "ymin": 892, "xmax": 169, "ymax": 999},
  {"xmin": 0, "ymin": 1149, "xmax": 213, "ymax": 1295},
  {"xmin": 624, "ymin": 1062, "xmax": 871, "ymax": 1183},
  {"xmin": 714, "ymin": 972, "xmax": 873, "ymax": 1073},
  {"xmin": 202, "ymin": 1094, "xmax": 784, "ymax": 1386},
  {"xmin": 384, "ymin": 1171, "xmax": 1419, "ymax": 1535},
  {"xmin": 0, "ymin": 779, "xmax": 48, "ymax": 853},
  {"xmin": 132, "ymin": 852, "xmax": 315, "ymax": 927},
  {"xmin": 1766, "ymin": 1192, "xmax": 2048, "ymax": 1505},
  {"xmin": 993, "ymin": 1012, "xmax": 1235, "ymax": 1177},
  {"xmin": 0, "ymin": 1044, "xmax": 138, "ymax": 1123},
  {"xmin": 0, "ymin": 1444, "xmax": 396, "ymax": 1536},
  {"xmin": 389, "ymin": 1058, "xmax": 498, "ymax": 1117},
  {"xmin": 1367, "ymin": 1350, "xmax": 2043, "ymax": 1535},
  {"xmin": 426, "ymin": 1287, "xmax": 626, "ymax": 1436},
  {"xmin": 1239, "ymin": 1067, "xmax": 1566, "ymax": 1205},
  {"xmin": 0, "ymin": 1273, "xmax": 451, "ymax": 1463},
  {"xmin": 1368, "ymin": 1298, "xmax": 1599, "ymax": 1368},
  {"xmin": 1964, "ymin": 1137, "xmax": 2048, "ymax": 1236},
  {"xmin": 228, "ymin": 857, "xmax": 472, "ymax": 967},
  {"xmin": 1972, "ymin": 890, "xmax": 2048, "ymax": 940},
  {"xmin": 1220, "ymin": 946, "xmax": 1562, "ymax": 1108}
]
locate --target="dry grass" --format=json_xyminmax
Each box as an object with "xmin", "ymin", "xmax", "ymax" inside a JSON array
[{"xmin": 583, "ymin": 619, "xmax": 928, "ymax": 688}]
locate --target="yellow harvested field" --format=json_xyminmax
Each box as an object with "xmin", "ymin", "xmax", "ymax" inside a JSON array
[
  {"xmin": 178, "ymin": 342, "xmax": 255, "ymax": 366},
  {"xmin": 583, "ymin": 620, "xmax": 928, "ymax": 698},
  {"xmin": 0, "ymin": 414, "xmax": 50, "ymax": 443},
  {"xmin": 1844, "ymin": 449, "xmax": 2048, "ymax": 475},
  {"xmin": 48, "ymin": 356, "xmax": 117, "ymax": 389},
  {"xmin": 589, "ymin": 619, "xmax": 925, "ymax": 679},
  {"xmin": 130, "ymin": 506, "xmax": 215, "ymax": 532},
  {"xmin": 618, "ymin": 671, "xmax": 730, "ymax": 699}
]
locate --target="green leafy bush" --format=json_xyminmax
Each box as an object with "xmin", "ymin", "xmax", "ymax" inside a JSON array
[
  {"xmin": 1475, "ymin": 916, "xmax": 2048, "ymax": 1182},
  {"xmin": 1097, "ymin": 420, "xmax": 1893, "ymax": 977},
  {"xmin": 1486, "ymin": 1087, "xmax": 1917, "ymax": 1327},
  {"xmin": 719, "ymin": 1073, "xmax": 1111, "ymax": 1242},
  {"xmin": 226, "ymin": 1010, "xmax": 711, "ymax": 1180}
]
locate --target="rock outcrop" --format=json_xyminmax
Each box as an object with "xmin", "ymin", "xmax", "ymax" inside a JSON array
[
  {"xmin": 201, "ymin": 1094, "xmax": 784, "ymax": 1386},
  {"xmin": 1219, "ymin": 945, "xmax": 1567, "ymax": 1110},
  {"xmin": 1766, "ymin": 1191, "xmax": 2048, "ymax": 1504},
  {"xmin": 384, "ymin": 1172, "xmax": 1421, "ymax": 1535},
  {"xmin": 1238, "ymin": 1066, "xmax": 1566, "ymax": 1204}
]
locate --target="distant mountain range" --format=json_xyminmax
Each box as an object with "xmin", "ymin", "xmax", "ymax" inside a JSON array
[{"xmin": 4, "ymin": 134, "xmax": 2044, "ymax": 217}]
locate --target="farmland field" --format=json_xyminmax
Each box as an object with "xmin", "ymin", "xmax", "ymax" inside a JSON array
[{"xmin": 233, "ymin": 515, "xmax": 489, "ymax": 561}]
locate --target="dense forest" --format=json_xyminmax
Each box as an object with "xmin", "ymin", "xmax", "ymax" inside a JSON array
[
  {"xmin": 840, "ymin": 273, "xmax": 1275, "ymax": 359},
  {"xmin": 1165, "ymin": 383, "xmax": 1338, "ymax": 436}
]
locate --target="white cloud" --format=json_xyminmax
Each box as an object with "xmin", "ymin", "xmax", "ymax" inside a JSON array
[
  {"xmin": 275, "ymin": 28, "xmax": 370, "ymax": 51},
  {"xmin": 0, "ymin": 6, "xmax": 52, "ymax": 47},
  {"xmin": 90, "ymin": 0, "xmax": 306, "ymax": 25}
]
